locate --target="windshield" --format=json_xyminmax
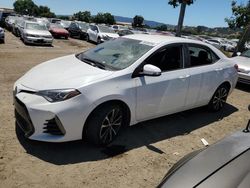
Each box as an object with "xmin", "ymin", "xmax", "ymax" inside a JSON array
[
  {"xmin": 98, "ymin": 25, "xmax": 115, "ymax": 33},
  {"xmin": 76, "ymin": 38, "xmax": 154, "ymax": 70},
  {"xmin": 79, "ymin": 23, "xmax": 89, "ymax": 30},
  {"xmin": 241, "ymin": 50, "xmax": 250, "ymax": 58},
  {"xmin": 26, "ymin": 23, "xmax": 47, "ymax": 30}
]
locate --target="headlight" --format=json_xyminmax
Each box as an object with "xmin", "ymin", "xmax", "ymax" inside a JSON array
[{"xmin": 36, "ymin": 89, "xmax": 81, "ymax": 102}]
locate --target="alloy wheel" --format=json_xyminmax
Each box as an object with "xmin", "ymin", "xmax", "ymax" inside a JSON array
[
  {"xmin": 99, "ymin": 108, "xmax": 122, "ymax": 144},
  {"xmin": 212, "ymin": 87, "xmax": 228, "ymax": 111}
]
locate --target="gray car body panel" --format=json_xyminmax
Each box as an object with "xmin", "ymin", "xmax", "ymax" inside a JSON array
[{"xmin": 160, "ymin": 131, "xmax": 250, "ymax": 188}]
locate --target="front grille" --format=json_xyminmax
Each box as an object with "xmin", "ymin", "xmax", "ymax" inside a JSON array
[
  {"xmin": 14, "ymin": 97, "xmax": 35, "ymax": 137},
  {"xmin": 43, "ymin": 116, "xmax": 66, "ymax": 135}
]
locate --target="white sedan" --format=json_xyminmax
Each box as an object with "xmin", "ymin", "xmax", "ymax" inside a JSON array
[
  {"xmin": 13, "ymin": 35, "xmax": 238, "ymax": 145},
  {"xmin": 231, "ymin": 49, "xmax": 250, "ymax": 84}
]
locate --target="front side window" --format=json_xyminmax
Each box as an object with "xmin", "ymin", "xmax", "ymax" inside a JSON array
[
  {"xmin": 188, "ymin": 45, "xmax": 218, "ymax": 67},
  {"xmin": 145, "ymin": 45, "xmax": 183, "ymax": 72},
  {"xmin": 76, "ymin": 38, "xmax": 154, "ymax": 70}
]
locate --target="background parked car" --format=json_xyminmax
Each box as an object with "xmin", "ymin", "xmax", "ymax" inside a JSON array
[
  {"xmin": 5, "ymin": 16, "xmax": 16, "ymax": 31},
  {"xmin": 117, "ymin": 29, "xmax": 134, "ymax": 36},
  {"xmin": 231, "ymin": 49, "xmax": 250, "ymax": 84},
  {"xmin": 158, "ymin": 106, "xmax": 250, "ymax": 188},
  {"xmin": 12, "ymin": 17, "xmax": 23, "ymax": 37},
  {"xmin": 0, "ymin": 26, "xmax": 5, "ymax": 43},
  {"xmin": 111, "ymin": 25, "xmax": 128, "ymax": 32},
  {"xmin": 20, "ymin": 21, "xmax": 53, "ymax": 45},
  {"xmin": 87, "ymin": 24, "xmax": 119, "ymax": 43},
  {"xmin": 49, "ymin": 23, "xmax": 69, "ymax": 39},
  {"xmin": 60, "ymin": 20, "xmax": 72, "ymax": 30},
  {"xmin": 68, "ymin": 21, "xmax": 89, "ymax": 39}
]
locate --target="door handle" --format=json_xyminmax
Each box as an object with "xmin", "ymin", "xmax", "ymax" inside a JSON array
[{"xmin": 179, "ymin": 75, "xmax": 190, "ymax": 79}]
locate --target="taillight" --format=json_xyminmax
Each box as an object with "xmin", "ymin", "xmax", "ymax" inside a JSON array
[{"xmin": 234, "ymin": 64, "xmax": 239, "ymax": 71}]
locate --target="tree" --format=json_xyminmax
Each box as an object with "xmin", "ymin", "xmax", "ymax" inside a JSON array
[
  {"xmin": 168, "ymin": 0, "xmax": 194, "ymax": 37},
  {"xmin": 132, "ymin": 15, "xmax": 144, "ymax": 27},
  {"xmin": 38, "ymin": 6, "xmax": 55, "ymax": 18},
  {"xmin": 225, "ymin": 0, "xmax": 250, "ymax": 54},
  {"xmin": 156, "ymin": 24, "xmax": 168, "ymax": 31},
  {"xmin": 13, "ymin": 0, "xmax": 55, "ymax": 17},
  {"xmin": 73, "ymin": 11, "xmax": 91, "ymax": 22},
  {"xmin": 91, "ymin": 12, "xmax": 115, "ymax": 25},
  {"xmin": 14, "ymin": 0, "xmax": 38, "ymax": 16}
]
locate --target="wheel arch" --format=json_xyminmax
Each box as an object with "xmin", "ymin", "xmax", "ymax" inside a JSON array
[{"xmin": 82, "ymin": 99, "xmax": 131, "ymax": 138}]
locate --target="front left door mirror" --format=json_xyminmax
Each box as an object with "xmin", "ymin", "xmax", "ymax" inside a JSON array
[{"xmin": 140, "ymin": 64, "xmax": 161, "ymax": 77}]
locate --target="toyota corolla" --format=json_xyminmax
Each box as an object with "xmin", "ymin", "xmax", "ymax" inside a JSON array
[{"xmin": 13, "ymin": 34, "xmax": 238, "ymax": 145}]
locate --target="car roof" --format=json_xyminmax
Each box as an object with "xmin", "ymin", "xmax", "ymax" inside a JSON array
[{"xmin": 123, "ymin": 34, "xmax": 208, "ymax": 46}]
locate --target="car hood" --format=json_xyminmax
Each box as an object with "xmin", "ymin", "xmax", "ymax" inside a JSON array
[
  {"xmin": 50, "ymin": 28, "xmax": 69, "ymax": 34},
  {"xmin": 24, "ymin": 29, "xmax": 52, "ymax": 36},
  {"xmin": 101, "ymin": 32, "xmax": 119, "ymax": 38},
  {"xmin": 232, "ymin": 56, "xmax": 250, "ymax": 71},
  {"xmin": 16, "ymin": 55, "xmax": 113, "ymax": 90}
]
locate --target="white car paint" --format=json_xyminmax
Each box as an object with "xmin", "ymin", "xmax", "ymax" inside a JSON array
[
  {"xmin": 87, "ymin": 24, "xmax": 119, "ymax": 43},
  {"xmin": 14, "ymin": 34, "xmax": 238, "ymax": 143},
  {"xmin": 231, "ymin": 50, "xmax": 250, "ymax": 84}
]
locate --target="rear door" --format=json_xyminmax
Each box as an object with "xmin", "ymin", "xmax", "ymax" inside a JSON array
[
  {"xmin": 184, "ymin": 44, "xmax": 224, "ymax": 108},
  {"xmin": 135, "ymin": 44, "xmax": 191, "ymax": 121}
]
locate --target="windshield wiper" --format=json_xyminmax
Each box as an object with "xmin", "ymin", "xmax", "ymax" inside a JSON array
[{"xmin": 82, "ymin": 57, "xmax": 107, "ymax": 70}]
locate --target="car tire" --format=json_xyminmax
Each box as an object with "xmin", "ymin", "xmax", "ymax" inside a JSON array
[
  {"xmin": 86, "ymin": 34, "xmax": 89, "ymax": 42},
  {"xmin": 208, "ymin": 84, "xmax": 229, "ymax": 112},
  {"xmin": 97, "ymin": 37, "xmax": 101, "ymax": 44},
  {"xmin": 85, "ymin": 103, "xmax": 126, "ymax": 146}
]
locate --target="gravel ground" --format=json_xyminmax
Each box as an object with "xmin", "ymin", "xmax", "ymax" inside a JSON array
[{"xmin": 0, "ymin": 31, "xmax": 249, "ymax": 188}]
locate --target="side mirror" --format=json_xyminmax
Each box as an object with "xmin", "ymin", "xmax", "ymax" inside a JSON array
[
  {"xmin": 237, "ymin": 52, "xmax": 241, "ymax": 56},
  {"xmin": 140, "ymin": 64, "xmax": 161, "ymax": 77}
]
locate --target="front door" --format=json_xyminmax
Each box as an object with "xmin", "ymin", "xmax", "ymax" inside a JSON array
[{"xmin": 135, "ymin": 44, "xmax": 190, "ymax": 121}]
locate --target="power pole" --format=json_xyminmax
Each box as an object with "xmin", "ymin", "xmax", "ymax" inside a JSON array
[{"xmin": 176, "ymin": 2, "xmax": 187, "ymax": 37}]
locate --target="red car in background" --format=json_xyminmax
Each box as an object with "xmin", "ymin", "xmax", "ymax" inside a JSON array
[{"xmin": 49, "ymin": 24, "xmax": 69, "ymax": 39}]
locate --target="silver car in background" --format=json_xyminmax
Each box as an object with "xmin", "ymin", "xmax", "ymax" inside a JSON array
[
  {"xmin": 20, "ymin": 21, "xmax": 53, "ymax": 45},
  {"xmin": 232, "ymin": 49, "xmax": 250, "ymax": 84}
]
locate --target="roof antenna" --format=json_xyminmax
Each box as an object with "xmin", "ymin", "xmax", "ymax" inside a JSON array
[{"xmin": 243, "ymin": 105, "xmax": 250, "ymax": 133}]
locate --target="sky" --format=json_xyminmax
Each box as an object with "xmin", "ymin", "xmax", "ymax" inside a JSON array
[{"xmin": 0, "ymin": 0, "xmax": 249, "ymax": 27}]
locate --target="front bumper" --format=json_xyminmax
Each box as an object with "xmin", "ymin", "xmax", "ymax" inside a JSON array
[
  {"xmin": 238, "ymin": 72, "xmax": 250, "ymax": 84},
  {"xmin": 24, "ymin": 36, "xmax": 53, "ymax": 45},
  {"xmin": 13, "ymin": 85, "xmax": 93, "ymax": 142}
]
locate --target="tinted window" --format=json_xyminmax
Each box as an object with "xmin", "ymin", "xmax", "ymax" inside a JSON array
[
  {"xmin": 145, "ymin": 46, "xmax": 183, "ymax": 71},
  {"xmin": 188, "ymin": 45, "xmax": 219, "ymax": 67}
]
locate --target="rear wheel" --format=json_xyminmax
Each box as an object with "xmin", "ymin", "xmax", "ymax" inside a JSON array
[
  {"xmin": 85, "ymin": 104, "xmax": 125, "ymax": 146},
  {"xmin": 97, "ymin": 37, "xmax": 101, "ymax": 44},
  {"xmin": 208, "ymin": 84, "xmax": 229, "ymax": 112},
  {"xmin": 86, "ymin": 34, "xmax": 89, "ymax": 42}
]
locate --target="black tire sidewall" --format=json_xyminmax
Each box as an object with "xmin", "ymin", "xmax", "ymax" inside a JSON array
[
  {"xmin": 208, "ymin": 85, "xmax": 229, "ymax": 112},
  {"xmin": 85, "ymin": 104, "xmax": 124, "ymax": 146}
]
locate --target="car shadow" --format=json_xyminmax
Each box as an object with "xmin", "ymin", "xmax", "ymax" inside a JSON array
[
  {"xmin": 236, "ymin": 83, "xmax": 250, "ymax": 92},
  {"xmin": 16, "ymin": 103, "xmax": 238, "ymax": 165}
]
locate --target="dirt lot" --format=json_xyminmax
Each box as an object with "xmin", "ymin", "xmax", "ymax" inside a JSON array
[{"xmin": 0, "ymin": 31, "xmax": 249, "ymax": 188}]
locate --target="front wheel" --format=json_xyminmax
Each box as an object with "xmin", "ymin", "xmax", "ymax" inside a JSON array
[
  {"xmin": 85, "ymin": 104, "xmax": 125, "ymax": 146},
  {"xmin": 208, "ymin": 85, "xmax": 229, "ymax": 112}
]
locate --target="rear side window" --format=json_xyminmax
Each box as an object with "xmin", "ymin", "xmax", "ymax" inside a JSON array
[{"xmin": 188, "ymin": 45, "xmax": 219, "ymax": 67}]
